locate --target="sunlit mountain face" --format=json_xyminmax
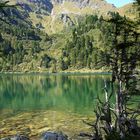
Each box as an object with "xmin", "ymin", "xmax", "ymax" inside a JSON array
[
  {"xmin": 0, "ymin": 0, "xmax": 136, "ymax": 73},
  {"xmin": 7, "ymin": 0, "xmax": 134, "ymax": 34},
  {"xmin": 8, "ymin": 0, "xmax": 117, "ymax": 34}
]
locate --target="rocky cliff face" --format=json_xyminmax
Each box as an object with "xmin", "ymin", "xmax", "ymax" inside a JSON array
[
  {"xmin": 15, "ymin": 0, "xmax": 116, "ymax": 15},
  {"xmin": 7, "ymin": 0, "xmax": 132, "ymax": 34},
  {"xmin": 51, "ymin": 0, "xmax": 115, "ymax": 8},
  {"xmin": 16, "ymin": 0, "xmax": 53, "ymax": 14}
]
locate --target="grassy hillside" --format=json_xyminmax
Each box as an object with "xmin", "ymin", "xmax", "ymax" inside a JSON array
[
  {"xmin": 7, "ymin": 0, "xmax": 135, "ymax": 34},
  {"xmin": 0, "ymin": 11, "xmax": 118, "ymax": 73},
  {"xmin": 0, "ymin": 0, "xmax": 139, "ymax": 73},
  {"xmin": 0, "ymin": 8, "xmax": 108, "ymax": 73},
  {"xmin": 8, "ymin": 0, "xmax": 117, "ymax": 34},
  {"xmin": 118, "ymin": 3, "xmax": 137, "ymax": 19}
]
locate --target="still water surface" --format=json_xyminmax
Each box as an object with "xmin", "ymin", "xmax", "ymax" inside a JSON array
[{"xmin": 0, "ymin": 74, "xmax": 112, "ymax": 139}]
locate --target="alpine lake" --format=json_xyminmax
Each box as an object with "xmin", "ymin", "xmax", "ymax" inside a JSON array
[{"xmin": 0, "ymin": 73, "xmax": 114, "ymax": 139}]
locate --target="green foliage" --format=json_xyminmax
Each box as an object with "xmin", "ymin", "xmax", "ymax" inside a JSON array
[
  {"xmin": 0, "ymin": 5, "xmax": 139, "ymax": 72},
  {"xmin": 61, "ymin": 15, "xmax": 112, "ymax": 70},
  {"xmin": 0, "ymin": 13, "xmax": 107, "ymax": 72},
  {"xmin": 0, "ymin": 5, "xmax": 55, "ymax": 72},
  {"xmin": 82, "ymin": 11, "xmax": 140, "ymax": 140}
]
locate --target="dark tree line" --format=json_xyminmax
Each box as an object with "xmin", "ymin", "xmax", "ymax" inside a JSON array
[
  {"xmin": 61, "ymin": 15, "xmax": 110, "ymax": 70},
  {"xmin": 0, "ymin": 1, "xmax": 53, "ymax": 72}
]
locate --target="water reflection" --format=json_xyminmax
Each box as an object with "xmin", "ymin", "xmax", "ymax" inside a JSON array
[{"xmin": 0, "ymin": 74, "xmax": 112, "ymax": 116}]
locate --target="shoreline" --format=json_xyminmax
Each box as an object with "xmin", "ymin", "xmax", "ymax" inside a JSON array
[{"xmin": 0, "ymin": 69, "xmax": 111, "ymax": 75}]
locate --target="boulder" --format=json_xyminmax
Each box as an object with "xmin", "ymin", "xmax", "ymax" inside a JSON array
[{"xmin": 41, "ymin": 132, "xmax": 68, "ymax": 140}]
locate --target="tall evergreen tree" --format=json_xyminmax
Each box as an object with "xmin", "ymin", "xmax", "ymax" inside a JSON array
[{"xmin": 83, "ymin": 5, "xmax": 140, "ymax": 140}]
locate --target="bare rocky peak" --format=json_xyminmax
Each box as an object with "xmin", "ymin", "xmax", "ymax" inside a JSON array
[{"xmin": 15, "ymin": 0, "xmax": 116, "ymax": 14}]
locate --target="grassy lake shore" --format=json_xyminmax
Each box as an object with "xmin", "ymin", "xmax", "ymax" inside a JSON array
[{"xmin": 0, "ymin": 68, "xmax": 111, "ymax": 75}]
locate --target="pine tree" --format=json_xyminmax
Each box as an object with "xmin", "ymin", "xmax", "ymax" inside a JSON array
[{"xmin": 83, "ymin": 10, "xmax": 140, "ymax": 140}]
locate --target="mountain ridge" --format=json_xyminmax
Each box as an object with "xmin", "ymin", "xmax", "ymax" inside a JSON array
[
  {"xmin": 7, "ymin": 0, "xmax": 135, "ymax": 34},
  {"xmin": 8, "ymin": 0, "xmax": 118, "ymax": 34},
  {"xmin": 0, "ymin": 0, "xmax": 138, "ymax": 72}
]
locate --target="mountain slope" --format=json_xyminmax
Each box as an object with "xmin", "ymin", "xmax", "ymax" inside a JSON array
[
  {"xmin": 118, "ymin": 3, "xmax": 136, "ymax": 19},
  {"xmin": 8, "ymin": 0, "xmax": 135, "ymax": 34},
  {"xmin": 8, "ymin": 0, "xmax": 117, "ymax": 34},
  {"xmin": 0, "ymin": 5, "xmax": 52, "ymax": 72},
  {"xmin": 0, "ymin": 0, "xmax": 138, "ymax": 72}
]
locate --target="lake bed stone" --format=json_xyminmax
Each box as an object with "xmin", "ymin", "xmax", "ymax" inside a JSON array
[
  {"xmin": 0, "ymin": 135, "xmax": 29, "ymax": 140},
  {"xmin": 41, "ymin": 132, "xmax": 68, "ymax": 140}
]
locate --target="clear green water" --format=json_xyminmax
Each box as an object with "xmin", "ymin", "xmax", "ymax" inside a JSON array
[{"xmin": 0, "ymin": 74, "xmax": 112, "ymax": 139}]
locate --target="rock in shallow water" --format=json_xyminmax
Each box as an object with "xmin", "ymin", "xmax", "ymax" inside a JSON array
[
  {"xmin": 0, "ymin": 135, "xmax": 29, "ymax": 140},
  {"xmin": 0, "ymin": 132, "xmax": 68, "ymax": 140},
  {"xmin": 41, "ymin": 132, "xmax": 68, "ymax": 140}
]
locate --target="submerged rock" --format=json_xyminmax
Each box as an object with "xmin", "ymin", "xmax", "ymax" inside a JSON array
[
  {"xmin": 0, "ymin": 135, "xmax": 29, "ymax": 140},
  {"xmin": 41, "ymin": 132, "xmax": 68, "ymax": 140},
  {"xmin": 0, "ymin": 138, "xmax": 10, "ymax": 140}
]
